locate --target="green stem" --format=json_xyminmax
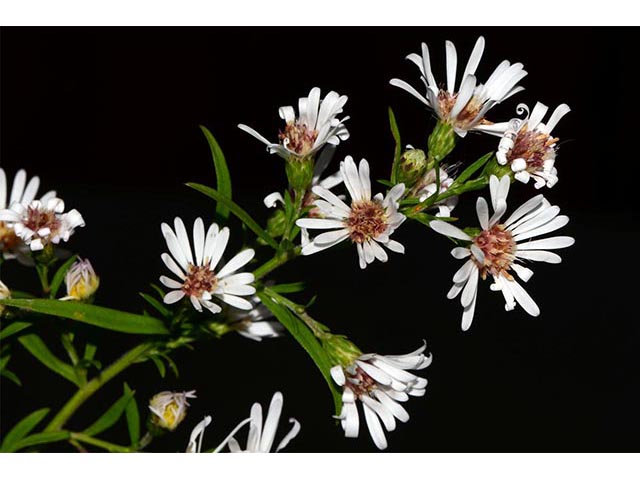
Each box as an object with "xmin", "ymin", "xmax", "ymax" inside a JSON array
[
  {"xmin": 44, "ymin": 342, "xmax": 153, "ymax": 432},
  {"xmin": 282, "ymin": 188, "xmax": 306, "ymax": 242},
  {"xmin": 70, "ymin": 432, "xmax": 133, "ymax": 453},
  {"xmin": 263, "ymin": 287, "xmax": 330, "ymax": 339},
  {"xmin": 36, "ymin": 264, "xmax": 50, "ymax": 295},
  {"xmin": 138, "ymin": 431, "xmax": 153, "ymax": 451},
  {"xmin": 252, "ymin": 247, "xmax": 301, "ymax": 281}
]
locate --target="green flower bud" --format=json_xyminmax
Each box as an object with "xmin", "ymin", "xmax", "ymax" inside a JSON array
[
  {"xmin": 397, "ymin": 148, "xmax": 428, "ymax": 187},
  {"xmin": 323, "ymin": 334, "xmax": 362, "ymax": 368},
  {"xmin": 483, "ymin": 157, "xmax": 514, "ymax": 180},
  {"xmin": 428, "ymin": 121, "xmax": 457, "ymax": 162},
  {"xmin": 266, "ymin": 208, "xmax": 287, "ymax": 239}
]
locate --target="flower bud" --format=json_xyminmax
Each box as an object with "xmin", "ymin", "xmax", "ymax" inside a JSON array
[
  {"xmin": 323, "ymin": 334, "xmax": 362, "ymax": 368},
  {"xmin": 483, "ymin": 157, "xmax": 514, "ymax": 181},
  {"xmin": 397, "ymin": 148, "xmax": 427, "ymax": 187},
  {"xmin": 61, "ymin": 258, "xmax": 99, "ymax": 301},
  {"xmin": 148, "ymin": 390, "xmax": 196, "ymax": 432},
  {"xmin": 0, "ymin": 280, "xmax": 10, "ymax": 316},
  {"xmin": 266, "ymin": 208, "xmax": 287, "ymax": 239},
  {"xmin": 427, "ymin": 121, "xmax": 457, "ymax": 162}
]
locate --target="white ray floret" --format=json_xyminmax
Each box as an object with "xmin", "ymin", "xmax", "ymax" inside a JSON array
[
  {"xmin": 160, "ymin": 217, "xmax": 256, "ymax": 314},
  {"xmin": 488, "ymin": 102, "xmax": 571, "ymax": 188},
  {"xmin": 186, "ymin": 415, "xmax": 212, "ymax": 453},
  {"xmin": 296, "ymin": 156, "xmax": 406, "ymax": 269},
  {"xmin": 226, "ymin": 295, "xmax": 284, "ymax": 342},
  {"xmin": 213, "ymin": 392, "xmax": 300, "ymax": 453},
  {"xmin": 238, "ymin": 87, "xmax": 349, "ymax": 160},
  {"xmin": 331, "ymin": 342, "xmax": 431, "ymax": 450},
  {"xmin": 430, "ymin": 175, "xmax": 575, "ymax": 331},
  {"xmin": 390, "ymin": 36, "xmax": 527, "ymax": 137}
]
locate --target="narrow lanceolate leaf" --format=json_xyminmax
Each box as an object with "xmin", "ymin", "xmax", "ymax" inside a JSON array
[
  {"xmin": 453, "ymin": 152, "xmax": 493, "ymax": 186},
  {"xmin": 123, "ymin": 383, "xmax": 140, "ymax": 446},
  {"xmin": 0, "ymin": 321, "xmax": 32, "ymax": 340},
  {"xmin": 187, "ymin": 182, "xmax": 279, "ymax": 249},
  {"xmin": 0, "ymin": 408, "xmax": 50, "ymax": 452},
  {"xmin": 1, "ymin": 368, "xmax": 21, "ymax": 386},
  {"xmin": 83, "ymin": 389, "xmax": 135, "ymax": 437},
  {"xmin": 388, "ymin": 107, "xmax": 402, "ymax": 184},
  {"xmin": 8, "ymin": 431, "xmax": 70, "ymax": 452},
  {"xmin": 200, "ymin": 125, "xmax": 233, "ymax": 221},
  {"xmin": 139, "ymin": 292, "xmax": 171, "ymax": 318},
  {"xmin": 257, "ymin": 292, "xmax": 342, "ymax": 415},
  {"xmin": 49, "ymin": 254, "xmax": 78, "ymax": 298},
  {"xmin": 269, "ymin": 282, "xmax": 306, "ymax": 294},
  {"xmin": 18, "ymin": 334, "xmax": 81, "ymax": 387},
  {"xmin": 0, "ymin": 298, "xmax": 169, "ymax": 335}
]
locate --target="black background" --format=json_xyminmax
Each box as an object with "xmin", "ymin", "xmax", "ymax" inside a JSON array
[{"xmin": 1, "ymin": 27, "xmax": 639, "ymax": 452}]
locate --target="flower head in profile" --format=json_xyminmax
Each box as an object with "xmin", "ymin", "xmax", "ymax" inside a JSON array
[
  {"xmin": 330, "ymin": 341, "xmax": 431, "ymax": 450},
  {"xmin": 0, "ymin": 197, "xmax": 85, "ymax": 252},
  {"xmin": 431, "ymin": 175, "xmax": 575, "ymax": 330},
  {"xmin": 213, "ymin": 392, "xmax": 300, "ymax": 453},
  {"xmin": 160, "ymin": 218, "xmax": 256, "ymax": 314},
  {"xmin": 390, "ymin": 36, "xmax": 527, "ymax": 137},
  {"xmin": 60, "ymin": 258, "xmax": 99, "ymax": 301},
  {"xmin": 493, "ymin": 102, "xmax": 571, "ymax": 188},
  {"xmin": 149, "ymin": 390, "xmax": 197, "ymax": 431},
  {"xmin": 1, "ymin": 169, "xmax": 55, "ymax": 259},
  {"xmin": 296, "ymin": 156, "xmax": 406, "ymax": 269},
  {"xmin": 226, "ymin": 295, "xmax": 284, "ymax": 342},
  {"xmin": 238, "ymin": 87, "xmax": 349, "ymax": 160}
]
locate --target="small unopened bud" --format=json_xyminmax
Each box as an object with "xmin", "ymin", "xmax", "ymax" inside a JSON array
[
  {"xmin": 148, "ymin": 390, "xmax": 196, "ymax": 432},
  {"xmin": 397, "ymin": 148, "xmax": 427, "ymax": 187},
  {"xmin": 0, "ymin": 280, "xmax": 10, "ymax": 316},
  {"xmin": 266, "ymin": 209, "xmax": 286, "ymax": 239},
  {"xmin": 483, "ymin": 157, "xmax": 514, "ymax": 181},
  {"xmin": 323, "ymin": 334, "xmax": 362, "ymax": 368},
  {"xmin": 61, "ymin": 258, "xmax": 99, "ymax": 301},
  {"xmin": 428, "ymin": 121, "xmax": 457, "ymax": 162}
]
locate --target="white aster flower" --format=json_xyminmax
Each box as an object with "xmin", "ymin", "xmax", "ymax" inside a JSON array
[
  {"xmin": 331, "ymin": 342, "xmax": 431, "ymax": 450},
  {"xmin": 0, "ymin": 196, "xmax": 85, "ymax": 252},
  {"xmin": 390, "ymin": 36, "xmax": 527, "ymax": 137},
  {"xmin": 214, "ymin": 392, "xmax": 300, "ymax": 453},
  {"xmin": 431, "ymin": 175, "xmax": 575, "ymax": 331},
  {"xmin": 159, "ymin": 217, "xmax": 256, "ymax": 314},
  {"xmin": 296, "ymin": 156, "xmax": 406, "ymax": 269},
  {"xmin": 60, "ymin": 258, "xmax": 99, "ymax": 301},
  {"xmin": 226, "ymin": 295, "xmax": 284, "ymax": 342},
  {"xmin": 238, "ymin": 87, "xmax": 349, "ymax": 160},
  {"xmin": 491, "ymin": 102, "xmax": 571, "ymax": 188},
  {"xmin": 149, "ymin": 390, "xmax": 197, "ymax": 431},
  {"xmin": 186, "ymin": 415, "xmax": 212, "ymax": 453}
]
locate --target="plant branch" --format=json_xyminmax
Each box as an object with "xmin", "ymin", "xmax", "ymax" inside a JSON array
[{"xmin": 69, "ymin": 432, "xmax": 133, "ymax": 453}]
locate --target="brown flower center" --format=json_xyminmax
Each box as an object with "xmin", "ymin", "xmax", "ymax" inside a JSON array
[
  {"xmin": 437, "ymin": 90, "xmax": 484, "ymax": 130},
  {"xmin": 347, "ymin": 366, "xmax": 378, "ymax": 397},
  {"xmin": 507, "ymin": 127, "xmax": 558, "ymax": 169},
  {"xmin": 472, "ymin": 224, "xmax": 516, "ymax": 280},
  {"xmin": 182, "ymin": 263, "xmax": 217, "ymax": 298},
  {"xmin": 347, "ymin": 201, "xmax": 387, "ymax": 244},
  {"xmin": 278, "ymin": 121, "xmax": 318, "ymax": 155},
  {"xmin": 0, "ymin": 221, "xmax": 21, "ymax": 252},
  {"xmin": 24, "ymin": 206, "xmax": 61, "ymax": 236}
]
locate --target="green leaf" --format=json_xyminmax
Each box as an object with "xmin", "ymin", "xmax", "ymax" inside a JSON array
[
  {"xmin": 187, "ymin": 182, "xmax": 279, "ymax": 249},
  {"xmin": 84, "ymin": 342, "xmax": 97, "ymax": 362},
  {"xmin": 0, "ymin": 320, "xmax": 32, "ymax": 340},
  {"xmin": 409, "ymin": 212, "xmax": 456, "ymax": 228},
  {"xmin": 377, "ymin": 179, "xmax": 394, "ymax": 188},
  {"xmin": 123, "ymin": 383, "xmax": 140, "ymax": 446},
  {"xmin": 49, "ymin": 254, "xmax": 78, "ymax": 298},
  {"xmin": 257, "ymin": 292, "xmax": 342, "ymax": 414},
  {"xmin": 139, "ymin": 292, "xmax": 171, "ymax": 318},
  {"xmin": 0, "ymin": 408, "xmax": 50, "ymax": 452},
  {"xmin": 453, "ymin": 152, "xmax": 493, "ymax": 186},
  {"xmin": 8, "ymin": 431, "xmax": 70, "ymax": 452},
  {"xmin": 269, "ymin": 282, "xmax": 306, "ymax": 294},
  {"xmin": 83, "ymin": 389, "xmax": 135, "ymax": 437},
  {"xmin": 1, "ymin": 368, "xmax": 21, "ymax": 386},
  {"xmin": 0, "ymin": 298, "xmax": 169, "ymax": 335},
  {"xmin": 18, "ymin": 334, "xmax": 81, "ymax": 386},
  {"xmin": 150, "ymin": 355, "xmax": 166, "ymax": 378},
  {"xmin": 4, "ymin": 290, "xmax": 35, "ymax": 299},
  {"xmin": 388, "ymin": 107, "xmax": 402, "ymax": 184},
  {"xmin": 160, "ymin": 353, "xmax": 179, "ymax": 378},
  {"xmin": 200, "ymin": 125, "xmax": 233, "ymax": 221}
]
